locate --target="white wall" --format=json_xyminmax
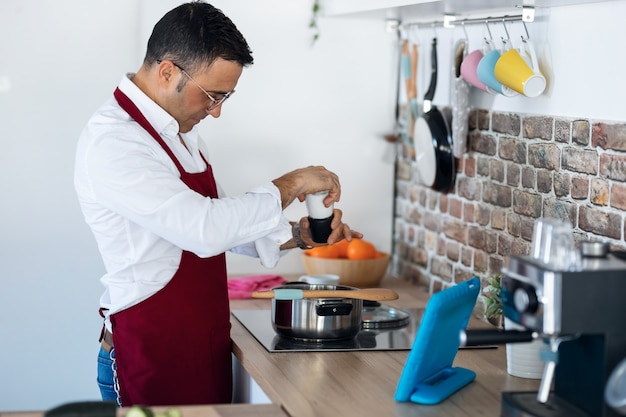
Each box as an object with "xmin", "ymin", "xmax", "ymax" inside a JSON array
[
  {"xmin": 0, "ymin": 0, "xmax": 141, "ymax": 411},
  {"xmin": 0, "ymin": 0, "xmax": 395, "ymax": 411}
]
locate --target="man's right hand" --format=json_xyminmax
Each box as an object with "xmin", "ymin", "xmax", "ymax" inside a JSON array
[{"xmin": 272, "ymin": 166, "xmax": 341, "ymax": 209}]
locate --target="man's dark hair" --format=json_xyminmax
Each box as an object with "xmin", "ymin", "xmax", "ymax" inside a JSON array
[{"xmin": 144, "ymin": 1, "xmax": 253, "ymax": 74}]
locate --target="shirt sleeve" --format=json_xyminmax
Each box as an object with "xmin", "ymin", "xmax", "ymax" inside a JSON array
[
  {"xmin": 84, "ymin": 128, "xmax": 290, "ymax": 258},
  {"xmin": 230, "ymin": 213, "xmax": 293, "ymax": 268}
]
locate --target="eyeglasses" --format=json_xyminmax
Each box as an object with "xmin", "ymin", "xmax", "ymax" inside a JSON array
[{"xmin": 160, "ymin": 60, "xmax": 234, "ymax": 111}]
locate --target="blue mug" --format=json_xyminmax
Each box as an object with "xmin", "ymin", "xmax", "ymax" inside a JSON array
[{"xmin": 477, "ymin": 39, "xmax": 518, "ymax": 97}]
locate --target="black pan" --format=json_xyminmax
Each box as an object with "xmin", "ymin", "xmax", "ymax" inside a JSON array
[{"xmin": 413, "ymin": 38, "xmax": 456, "ymax": 193}]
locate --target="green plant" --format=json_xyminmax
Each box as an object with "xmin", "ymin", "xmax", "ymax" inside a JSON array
[
  {"xmin": 482, "ymin": 274, "xmax": 502, "ymax": 322},
  {"xmin": 309, "ymin": 0, "xmax": 320, "ymax": 45}
]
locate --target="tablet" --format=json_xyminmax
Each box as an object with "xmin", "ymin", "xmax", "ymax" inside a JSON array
[{"xmin": 394, "ymin": 277, "xmax": 480, "ymax": 405}]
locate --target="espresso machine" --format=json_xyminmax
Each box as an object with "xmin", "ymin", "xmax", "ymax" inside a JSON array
[{"xmin": 497, "ymin": 243, "xmax": 626, "ymax": 417}]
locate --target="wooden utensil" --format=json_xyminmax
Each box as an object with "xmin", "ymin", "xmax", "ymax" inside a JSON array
[
  {"xmin": 408, "ymin": 42, "xmax": 419, "ymax": 141},
  {"xmin": 401, "ymin": 39, "xmax": 412, "ymax": 146},
  {"xmin": 252, "ymin": 288, "xmax": 399, "ymax": 301},
  {"xmin": 402, "ymin": 40, "xmax": 419, "ymax": 143}
]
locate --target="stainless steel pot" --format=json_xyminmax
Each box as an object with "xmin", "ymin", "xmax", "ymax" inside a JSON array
[{"xmin": 271, "ymin": 283, "xmax": 363, "ymax": 341}]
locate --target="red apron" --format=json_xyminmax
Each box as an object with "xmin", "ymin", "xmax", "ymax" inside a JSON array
[{"xmin": 109, "ymin": 88, "xmax": 231, "ymax": 406}]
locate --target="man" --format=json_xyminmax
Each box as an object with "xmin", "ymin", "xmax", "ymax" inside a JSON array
[{"xmin": 74, "ymin": 1, "xmax": 361, "ymax": 407}]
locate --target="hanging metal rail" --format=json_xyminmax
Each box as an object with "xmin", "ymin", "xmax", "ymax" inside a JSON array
[{"xmin": 401, "ymin": 13, "xmax": 526, "ymax": 30}]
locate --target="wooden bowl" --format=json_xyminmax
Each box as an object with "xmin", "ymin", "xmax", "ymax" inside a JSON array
[{"xmin": 301, "ymin": 252, "xmax": 391, "ymax": 288}]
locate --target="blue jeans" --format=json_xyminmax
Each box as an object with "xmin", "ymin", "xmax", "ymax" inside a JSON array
[{"xmin": 97, "ymin": 346, "xmax": 119, "ymax": 404}]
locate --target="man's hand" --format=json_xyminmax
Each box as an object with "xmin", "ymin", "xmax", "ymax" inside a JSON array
[
  {"xmin": 272, "ymin": 166, "xmax": 340, "ymax": 209},
  {"xmin": 298, "ymin": 209, "xmax": 363, "ymax": 247}
]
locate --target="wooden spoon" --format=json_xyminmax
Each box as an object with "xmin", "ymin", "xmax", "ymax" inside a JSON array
[{"xmin": 252, "ymin": 288, "xmax": 399, "ymax": 302}]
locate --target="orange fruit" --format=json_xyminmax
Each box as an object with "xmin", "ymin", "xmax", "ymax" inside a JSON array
[
  {"xmin": 346, "ymin": 239, "xmax": 377, "ymax": 260},
  {"xmin": 306, "ymin": 245, "xmax": 341, "ymax": 259},
  {"xmin": 330, "ymin": 239, "xmax": 350, "ymax": 258}
]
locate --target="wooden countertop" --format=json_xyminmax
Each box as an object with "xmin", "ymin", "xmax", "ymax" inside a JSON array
[{"xmin": 230, "ymin": 276, "xmax": 541, "ymax": 417}]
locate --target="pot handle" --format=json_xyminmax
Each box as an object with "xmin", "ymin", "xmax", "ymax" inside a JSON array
[
  {"xmin": 423, "ymin": 37, "xmax": 438, "ymax": 103},
  {"xmin": 459, "ymin": 328, "xmax": 535, "ymax": 347},
  {"xmin": 252, "ymin": 288, "xmax": 399, "ymax": 301},
  {"xmin": 316, "ymin": 302, "xmax": 354, "ymax": 316}
]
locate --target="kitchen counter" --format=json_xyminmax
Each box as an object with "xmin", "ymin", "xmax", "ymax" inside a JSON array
[
  {"xmin": 230, "ymin": 275, "xmax": 541, "ymax": 417},
  {"xmin": 2, "ymin": 276, "xmax": 539, "ymax": 417}
]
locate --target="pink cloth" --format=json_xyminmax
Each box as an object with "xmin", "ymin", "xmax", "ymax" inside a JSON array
[{"xmin": 227, "ymin": 274, "xmax": 287, "ymax": 299}]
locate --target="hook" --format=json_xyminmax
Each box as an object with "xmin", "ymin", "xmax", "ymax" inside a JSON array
[
  {"xmin": 409, "ymin": 24, "xmax": 419, "ymax": 45},
  {"xmin": 501, "ymin": 17, "xmax": 511, "ymax": 50},
  {"xmin": 462, "ymin": 21, "xmax": 469, "ymax": 41},
  {"xmin": 398, "ymin": 26, "xmax": 407, "ymax": 48},
  {"xmin": 398, "ymin": 23, "xmax": 407, "ymax": 39},
  {"xmin": 502, "ymin": 17, "xmax": 510, "ymax": 40},
  {"xmin": 484, "ymin": 19, "xmax": 493, "ymax": 40},
  {"xmin": 521, "ymin": 20, "xmax": 530, "ymax": 42}
]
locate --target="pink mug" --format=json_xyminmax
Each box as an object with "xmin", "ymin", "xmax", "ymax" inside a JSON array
[{"xmin": 460, "ymin": 49, "xmax": 490, "ymax": 93}]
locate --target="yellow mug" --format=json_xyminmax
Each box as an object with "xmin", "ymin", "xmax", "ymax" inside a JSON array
[{"xmin": 494, "ymin": 40, "xmax": 546, "ymax": 98}]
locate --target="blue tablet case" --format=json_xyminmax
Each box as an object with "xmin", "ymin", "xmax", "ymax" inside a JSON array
[{"xmin": 394, "ymin": 277, "xmax": 480, "ymax": 405}]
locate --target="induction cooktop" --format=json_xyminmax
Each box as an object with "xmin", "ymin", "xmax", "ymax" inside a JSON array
[{"xmin": 232, "ymin": 306, "xmax": 420, "ymax": 352}]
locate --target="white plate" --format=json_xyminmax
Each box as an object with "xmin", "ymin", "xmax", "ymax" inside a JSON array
[{"xmin": 413, "ymin": 116, "xmax": 437, "ymax": 187}]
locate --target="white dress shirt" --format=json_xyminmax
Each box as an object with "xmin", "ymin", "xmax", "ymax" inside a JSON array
[{"xmin": 74, "ymin": 74, "xmax": 292, "ymax": 324}]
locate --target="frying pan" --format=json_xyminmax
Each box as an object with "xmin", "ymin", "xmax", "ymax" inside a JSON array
[{"xmin": 413, "ymin": 38, "xmax": 456, "ymax": 193}]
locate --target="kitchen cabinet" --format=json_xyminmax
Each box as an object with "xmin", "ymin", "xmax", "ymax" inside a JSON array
[{"xmin": 320, "ymin": 0, "xmax": 616, "ymax": 20}]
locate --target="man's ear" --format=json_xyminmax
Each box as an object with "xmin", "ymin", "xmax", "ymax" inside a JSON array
[{"xmin": 156, "ymin": 59, "xmax": 176, "ymax": 86}]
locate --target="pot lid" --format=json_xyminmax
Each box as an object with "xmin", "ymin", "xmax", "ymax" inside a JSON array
[{"xmin": 362, "ymin": 304, "xmax": 410, "ymax": 329}]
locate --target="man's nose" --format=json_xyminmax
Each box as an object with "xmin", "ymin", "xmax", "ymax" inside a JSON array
[{"xmin": 207, "ymin": 104, "xmax": 222, "ymax": 118}]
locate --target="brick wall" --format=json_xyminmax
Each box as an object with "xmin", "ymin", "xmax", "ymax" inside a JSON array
[{"xmin": 392, "ymin": 108, "xmax": 626, "ymax": 299}]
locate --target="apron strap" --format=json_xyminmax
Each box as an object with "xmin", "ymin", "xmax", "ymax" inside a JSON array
[{"xmin": 113, "ymin": 87, "xmax": 187, "ymax": 175}]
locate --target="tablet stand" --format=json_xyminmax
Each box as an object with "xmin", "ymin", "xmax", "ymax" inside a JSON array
[{"xmin": 394, "ymin": 277, "xmax": 480, "ymax": 405}]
